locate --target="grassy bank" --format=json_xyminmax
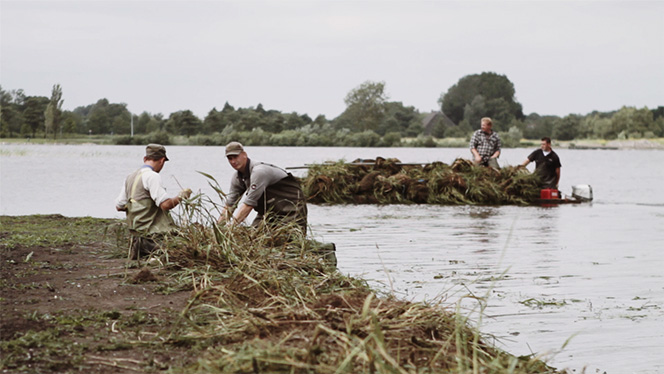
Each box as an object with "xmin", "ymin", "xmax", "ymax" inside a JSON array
[{"xmin": 0, "ymin": 212, "xmax": 565, "ymax": 373}]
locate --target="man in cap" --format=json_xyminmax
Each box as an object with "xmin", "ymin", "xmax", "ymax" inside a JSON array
[
  {"xmin": 218, "ymin": 141, "xmax": 308, "ymax": 235},
  {"xmin": 470, "ymin": 117, "xmax": 502, "ymax": 168},
  {"xmin": 115, "ymin": 144, "xmax": 191, "ymax": 259}
]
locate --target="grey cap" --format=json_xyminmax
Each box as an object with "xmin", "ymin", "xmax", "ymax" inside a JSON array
[
  {"xmin": 225, "ymin": 141, "xmax": 244, "ymax": 156},
  {"xmin": 146, "ymin": 144, "xmax": 169, "ymax": 161}
]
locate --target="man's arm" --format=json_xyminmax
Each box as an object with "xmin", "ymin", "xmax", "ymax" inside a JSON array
[
  {"xmin": 470, "ymin": 148, "xmax": 482, "ymax": 163},
  {"xmin": 520, "ymin": 159, "xmax": 531, "ymax": 167},
  {"xmin": 469, "ymin": 132, "xmax": 482, "ymax": 162},
  {"xmin": 491, "ymin": 135, "xmax": 502, "ymax": 159},
  {"xmin": 158, "ymin": 188, "xmax": 191, "ymax": 211},
  {"xmin": 231, "ymin": 203, "xmax": 254, "ymax": 225},
  {"xmin": 159, "ymin": 196, "xmax": 181, "ymax": 211},
  {"xmin": 115, "ymin": 184, "xmax": 128, "ymax": 211},
  {"xmin": 555, "ymin": 167, "xmax": 561, "ymax": 188}
]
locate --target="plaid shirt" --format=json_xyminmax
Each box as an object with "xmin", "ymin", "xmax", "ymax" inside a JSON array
[{"xmin": 469, "ymin": 129, "xmax": 501, "ymax": 159}]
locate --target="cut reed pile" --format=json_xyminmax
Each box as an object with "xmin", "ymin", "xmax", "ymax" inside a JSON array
[
  {"xmin": 154, "ymin": 197, "xmax": 564, "ymax": 373},
  {"xmin": 302, "ymin": 158, "xmax": 542, "ymax": 205}
]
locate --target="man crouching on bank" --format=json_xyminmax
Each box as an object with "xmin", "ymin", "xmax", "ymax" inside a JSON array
[
  {"xmin": 115, "ymin": 144, "xmax": 191, "ymax": 259},
  {"xmin": 217, "ymin": 141, "xmax": 308, "ymax": 235}
]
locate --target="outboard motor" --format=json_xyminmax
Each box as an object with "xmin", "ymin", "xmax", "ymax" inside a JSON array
[{"xmin": 572, "ymin": 185, "xmax": 593, "ymax": 202}]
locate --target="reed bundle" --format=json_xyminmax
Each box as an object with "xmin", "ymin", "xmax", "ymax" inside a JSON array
[{"xmin": 302, "ymin": 158, "xmax": 542, "ymax": 206}]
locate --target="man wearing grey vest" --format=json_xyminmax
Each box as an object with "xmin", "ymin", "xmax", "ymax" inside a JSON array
[
  {"xmin": 218, "ymin": 141, "xmax": 308, "ymax": 235},
  {"xmin": 115, "ymin": 144, "xmax": 191, "ymax": 259}
]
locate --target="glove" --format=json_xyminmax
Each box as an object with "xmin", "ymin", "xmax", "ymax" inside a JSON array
[{"xmin": 178, "ymin": 188, "xmax": 192, "ymax": 200}]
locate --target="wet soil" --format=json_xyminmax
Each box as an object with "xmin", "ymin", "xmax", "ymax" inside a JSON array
[{"xmin": 0, "ymin": 233, "xmax": 193, "ymax": 373}]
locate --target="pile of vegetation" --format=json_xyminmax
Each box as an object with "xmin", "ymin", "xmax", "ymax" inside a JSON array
[
  {"xmin": 302, "ymin": 157, "xmax": 542, "ymax": 205},
  {"xmin": 1, "ymin": 207, "xmax": 564, "ymax": 373}
]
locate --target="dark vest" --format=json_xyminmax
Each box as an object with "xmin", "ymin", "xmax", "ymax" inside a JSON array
[{"xmin": 243, "ymin": 162, "xmax": 306, "ymax": 216}]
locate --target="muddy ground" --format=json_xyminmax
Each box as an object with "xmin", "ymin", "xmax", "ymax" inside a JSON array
[{"xmin": 0, "ymin": 216, "xmax": 195, "ymax": 373}]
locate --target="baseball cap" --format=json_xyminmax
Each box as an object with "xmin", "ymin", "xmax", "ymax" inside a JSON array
[
  {"xmin": 225, "ymin": 141, "xmax": 244, "ymax": 156},
  {"xmin": 145, "ymin": 144, "xmax": 169, "ymax": 161}
]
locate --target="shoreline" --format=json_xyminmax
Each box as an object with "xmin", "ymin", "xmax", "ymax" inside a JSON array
[
  {"xmin": 557, "ymin": 139, "xmax": 664, "ymax": 150},
  {"xmin": 2, "ymin": 137, "xmax": 664, "ymax": 150},
  {"xmin": 1, "ymin": 214, "xmax": 566, "ymax": 373}
]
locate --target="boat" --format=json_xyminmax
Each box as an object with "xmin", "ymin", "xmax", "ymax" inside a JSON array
[{"xmin": 535, "ymin": 185, "xmax": 593, "ymax": 205}]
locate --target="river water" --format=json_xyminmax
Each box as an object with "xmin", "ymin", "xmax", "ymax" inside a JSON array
[{"xmin": 1, "ymin": 143, "xmax": 663, "ymax": 373}]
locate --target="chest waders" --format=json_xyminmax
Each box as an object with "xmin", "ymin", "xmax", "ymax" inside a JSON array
[
  {"xmin": 124, "ymin": 168, "xmax": 176, "ymax": 258},
  {"xmin": 243, "ymin": 163, "xmax": 335, "ymax": 267},
  {"xmin": 246, "ymin": 163, "xmax": 308, "ymax": 235}
]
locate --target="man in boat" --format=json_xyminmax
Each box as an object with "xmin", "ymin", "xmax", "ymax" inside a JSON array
[
  {"xmin": 521, "ymin": 137, "xmax": 562, "ymax": 189},
  {"xmin": 218, "ymin": 141, "xmax": 308, "ymax": 235},
  {"xmin": 470, "ymin": 117, "xmax": 502, "ymax": 168},
  {"xmin": 115, "ymin": 144, "xmax": 191, "ymax": 259}
]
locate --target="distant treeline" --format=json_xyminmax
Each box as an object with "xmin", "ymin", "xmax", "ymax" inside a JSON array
[{"xmin": 2, "ymin": 72, "xmax": 663, "ymax": 147}]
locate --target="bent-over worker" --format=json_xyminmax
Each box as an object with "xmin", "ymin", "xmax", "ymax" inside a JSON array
[
  {"xmin": 218, "ymin": 141, "xmax": 307, "ymax": 235},
  {"xmin": 115, "ymin": 144, "xmax": 191, "ymax": 259},
  {"xmin": 521, "ymin": 137, "xmax": 561, "ymax": 189}
]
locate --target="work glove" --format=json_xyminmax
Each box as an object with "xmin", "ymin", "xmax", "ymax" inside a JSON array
[{"xmin": 178, "ymin": 188, "xmax": 192, "ymax": 200}]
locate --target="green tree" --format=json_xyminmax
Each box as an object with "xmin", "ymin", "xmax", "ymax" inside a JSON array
[
  {"xmin": 379, "ymin": 102, "xmax": 420, "ymax": 136},
  {"xmin": 552, "ymin": 115, "xmax": 580, "ymax": 141},
  {"xmin": 499, "ymin": 126, "xmax": 524, "ymax": 148},
  {"xmin": 86, "ymin": 99, "xmax": 111, "ymax": 135},
  {"xmin": 166, "ymin": 110, "xmax": 202, "ymax": 136},
  {"xmin": 579, "ymin": 114, "xmax": 611, "ymax": 139},
  {"xmin": 438, "ymin": 72, "xmax": 524, "ymax": 126},
  {"xmin": 652, "ymin": 106, "xmax": 664, "ymax": 121},
  {"xmin": 610, "ymin": 106, "xmax": 657, "ymax": 138},
  {"xmin": 338, "ymin": 81, "xmax": 389, "ymax": 132},
  {"xmin": 0, "ymin": 86, "xmax": 24, "ymax": 137},
  {"xmin": 523, "ymin": 114, "xmax": 558, "ymax": 139},
  {"xmin": 78, "ymin": 99, "xmax": 131, "ymax": 135},
  {"xmin": 23, "ymin": 96, "xmax": 49, "ymax": 138},
  {"xmin": 107, "ymin": 103, "xmax": 130, "ymax": 134},
  {"xmin": 203, "ymin": 108, "xmax": 222, "ymax": 134},
  {"xmin": 60, "ymin": 111, "xmax": 81, "ymax": 135},
  {"xmin": 44, "ymin": 84, "xmax": 63, "ymax": 139}
]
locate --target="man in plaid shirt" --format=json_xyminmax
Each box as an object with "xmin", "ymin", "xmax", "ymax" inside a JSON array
[{"xmin": 470, "ymin": 117, "xmax": 501, "ymax": 168}]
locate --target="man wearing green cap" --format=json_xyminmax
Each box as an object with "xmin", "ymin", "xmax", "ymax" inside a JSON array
[
  {"xmin": 115, "ymin": 144, "xmax": 191, "ymax": 259},
  {"xmin": 218, "ymin": 141, "xmax": 308, "ymax": 235}
]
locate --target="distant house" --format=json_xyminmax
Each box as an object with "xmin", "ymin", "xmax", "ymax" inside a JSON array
[{"xmin": 421, "ymin": 111, "xmax": 456, "ymax": 136}]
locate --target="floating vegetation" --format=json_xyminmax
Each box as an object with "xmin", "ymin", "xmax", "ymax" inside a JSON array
[
  {"xmin": 519, "ymin": 298, "xmax": 568, "ymax": 309},
  {"xmin": 301, "ymin": 157, "xmax": 542, "ymax": 205}
]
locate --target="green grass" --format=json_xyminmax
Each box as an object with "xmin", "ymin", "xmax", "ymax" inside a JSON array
[{"xmin": 0, "ymin": 215, "xmax": 124, "ymax": 251}]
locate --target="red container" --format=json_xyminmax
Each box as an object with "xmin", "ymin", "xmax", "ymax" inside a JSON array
[{"xmin": 540, "ymin": 189, "xmax": 559, "ymax": 199}]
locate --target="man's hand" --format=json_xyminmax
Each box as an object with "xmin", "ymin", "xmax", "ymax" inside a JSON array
[
  {"xmin": 217, "ymin": 206, "xmax": 232, "ymax": 224},
  {"xmin": 178, "ymin": 188, "xmax": 192, "ymax": 200}
]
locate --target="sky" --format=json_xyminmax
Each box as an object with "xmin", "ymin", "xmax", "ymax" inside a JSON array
[{"xmin": 1, "ymin": 0, "xmax": 663, "ymax": 120}]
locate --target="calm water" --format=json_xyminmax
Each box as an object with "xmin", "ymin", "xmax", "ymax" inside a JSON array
[{"xmin": 2, "ymin": 144, "xmax": 663, "ymax": 373}]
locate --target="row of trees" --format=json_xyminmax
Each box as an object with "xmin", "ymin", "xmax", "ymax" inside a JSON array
[{"xmin": 2, "ymin": 74, "xmax": 662, "ymax": 145}]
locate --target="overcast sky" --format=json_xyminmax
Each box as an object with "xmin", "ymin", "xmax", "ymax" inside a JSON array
[{"xmin": 1, "ymin": 0, "xmax": 662, "ymax": 120}]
